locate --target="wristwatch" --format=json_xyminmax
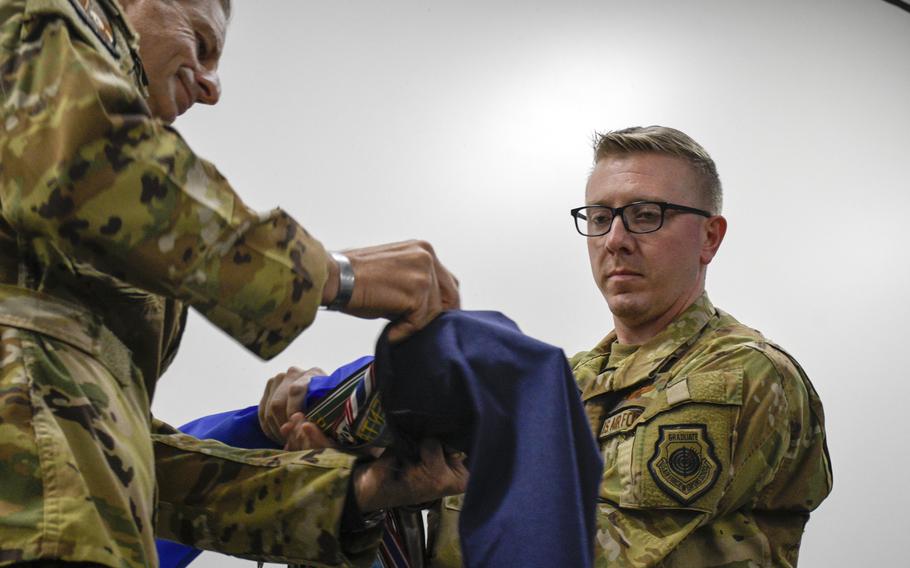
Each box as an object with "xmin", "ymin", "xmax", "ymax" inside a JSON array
[{"xmin": 327, "ymin": 251, "xmax": 355, "ymax": 311}]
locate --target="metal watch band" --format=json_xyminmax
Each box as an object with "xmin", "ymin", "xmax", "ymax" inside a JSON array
[{"xmin": 327, "ymin": 251, "xmax": 355, "ymax": 311}]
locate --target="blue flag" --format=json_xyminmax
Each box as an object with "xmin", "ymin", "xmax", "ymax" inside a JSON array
[
  {"xmin": 375, "ymin": 310, "xmax": 601, "ymax": 568},
  {"xmin": 156, "ymin": 310, "xmax": 601, "ymax": 568}
]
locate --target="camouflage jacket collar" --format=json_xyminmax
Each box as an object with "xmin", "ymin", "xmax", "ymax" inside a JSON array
[
  {"xmin": 101, "ymin": 0, "xmax": 141, "ymax": 48},
  {"xmin": 98, "ymin": 0, "xmax": 149, "ymax": 92},
  {"xmin": 50, "ymin": 0, "xmax": 148, "ymax": 93},
  {"xmin": 578, "ymin": 293, "xmax": 717, "ymax": 400}
]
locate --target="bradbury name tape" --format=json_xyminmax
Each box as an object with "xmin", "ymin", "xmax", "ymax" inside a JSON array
[{"xmin": 305, "ymin": 360, "xmax": 392, "ymax": 448}]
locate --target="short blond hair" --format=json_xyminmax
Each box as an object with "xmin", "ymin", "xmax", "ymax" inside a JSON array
[{"xmin": 593, "ymin": 126, "xmax": 722, "ymax": 214}]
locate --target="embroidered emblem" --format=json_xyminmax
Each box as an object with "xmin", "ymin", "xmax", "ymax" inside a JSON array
[
  {"xmin": 647, "ymin": 424, "xmax": 720, "ymax": 505},
  {"xmin": 599, "ymin": 407, "xmax": 643, "ymax": 439},
  {"xmin": 70, "ymin": 0, "xmax": 118, "ymax": 55}
]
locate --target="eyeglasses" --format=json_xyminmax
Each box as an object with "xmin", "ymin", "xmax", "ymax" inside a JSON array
[{"xmin": 570, "ymin": 201, "xmax": 712, "ymax": 236}]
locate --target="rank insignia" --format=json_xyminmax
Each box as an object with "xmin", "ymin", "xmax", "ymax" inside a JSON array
[{"xmin": 647, "ymin": 424, "xmax": 720, "ymax": 505}]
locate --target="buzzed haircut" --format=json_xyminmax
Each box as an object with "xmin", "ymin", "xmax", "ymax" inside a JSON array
[{"xmin": 593, "ymin": 126, "xmax": 723, "ymax": 214}]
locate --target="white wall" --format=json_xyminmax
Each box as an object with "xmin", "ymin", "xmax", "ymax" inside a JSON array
[{"xmin": 151, "ymin": 1, "xmax": 910, "ymax": 565}]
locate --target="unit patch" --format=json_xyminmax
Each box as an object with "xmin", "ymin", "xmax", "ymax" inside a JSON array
[{"xmin": 647, "ymin": 424, "xmax": 720, "ymax": 505}]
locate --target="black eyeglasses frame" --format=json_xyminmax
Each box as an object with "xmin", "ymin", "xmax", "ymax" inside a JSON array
[{"xmin": 569, "ymin": 201, "xmax": 713, "ymax": 236}]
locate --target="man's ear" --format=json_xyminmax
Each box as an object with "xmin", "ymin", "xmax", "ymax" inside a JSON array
[{"xmin": 700, "ymin": 215, "xmax": 727, "ymax": 265}]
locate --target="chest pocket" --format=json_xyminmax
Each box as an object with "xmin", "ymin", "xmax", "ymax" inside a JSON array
[{"xmin": 596, "ymin": 368, "xmax": 743, "ymax": 514}]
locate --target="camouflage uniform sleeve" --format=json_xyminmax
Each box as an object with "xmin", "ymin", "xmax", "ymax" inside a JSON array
[
  {"xmin": 0, "ymin": 4, "xmax": 326, "ymax": 359},
  {"xmin": 426, "ymin": 496, "xmax": 464, "ymax": 568},
  {"xmin": 152, "ymin": 419, "xmax": 383, "ymax": 567},
  {"xmin": 592, "ymin": 346, "xmax": 830, "ymax": 566}
]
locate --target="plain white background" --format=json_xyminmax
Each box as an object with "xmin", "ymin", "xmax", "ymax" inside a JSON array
[{"xmin": 151, "ymin": 1, "xmax": 910, "ymax": 566}]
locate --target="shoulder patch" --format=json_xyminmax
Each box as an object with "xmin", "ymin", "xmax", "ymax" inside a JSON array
[
  {"xmin": 647, "ymin": 423, "xmax": 720, "ymax": 504},
  {"xmin": 69, "ymin": 0, "xmax": 117, "ymax": 56}
]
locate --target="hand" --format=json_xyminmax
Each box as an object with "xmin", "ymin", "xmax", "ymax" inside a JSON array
[
  {"xmin": 282, "ymin": 412, "xmax": 383, "ymax": 458},
  {"xmin": 258, "ymin": 366, "xmax": 324, "ymax": 444},
  {"xmin": 280, "ymin": 411, "xmax": 337, "ymax": 451},
  {"xmin": 322, "ymin": 240, "xmax": 460, "ymax": 342},
  {"xmin": 282, "ymin": 417, "xmax": 467, "ymax": 510},
  {"xmin": 352, "ymin": 439, "xmax": 469, "ymax": 512}
]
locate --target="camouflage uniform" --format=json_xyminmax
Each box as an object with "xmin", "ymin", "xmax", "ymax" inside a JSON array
[
  {"xmin": 426, "ymin": 294, "xmax": 832, "ymax": 567},
  {"xmin": 0, "ymin": 0, "xmax": 379, "ymax": 566}
]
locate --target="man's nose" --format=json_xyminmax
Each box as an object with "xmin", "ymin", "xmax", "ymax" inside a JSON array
[
  {"xmin": 195, "ymin": 68, "xmax": 221, "ymax": 106},
  {"xmin": 603, "ymin": 214, "xmax": 634, "ymax": 253}
]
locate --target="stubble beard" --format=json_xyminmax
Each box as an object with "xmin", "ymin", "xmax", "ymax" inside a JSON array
[{"xmin": 605, "ymin": 287, "xmax": 650, "ymax": 326}]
